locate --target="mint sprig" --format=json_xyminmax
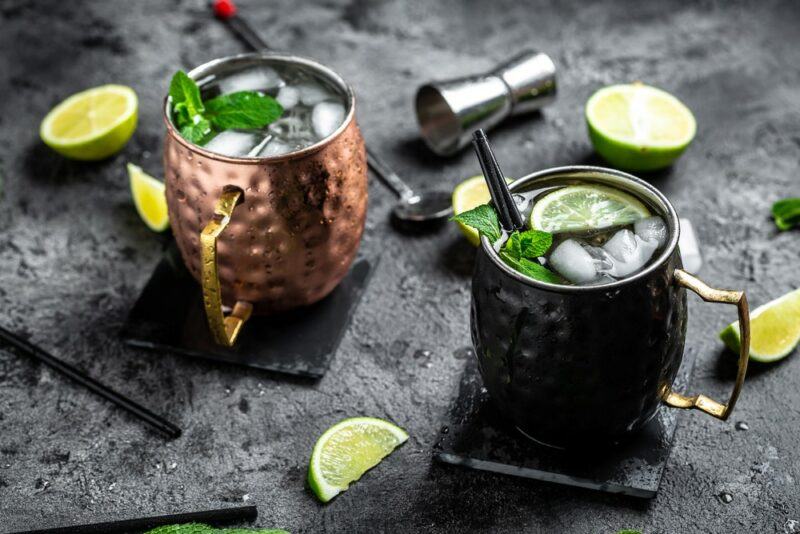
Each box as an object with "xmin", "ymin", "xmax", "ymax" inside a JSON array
[
  {"xmin": 451, "ymin": 204, "xmax": 561, "ymax": 284},
  {"xmin": 144, "ymin": 523, "xmax": 289, "ymax": 534},
  {"xmin": 772, "ymin": 198, "xmax": 800, "ymax": 230},
  {"xmin": 168, "ymin": 70, "xmax": 284, "ymax": 145}
]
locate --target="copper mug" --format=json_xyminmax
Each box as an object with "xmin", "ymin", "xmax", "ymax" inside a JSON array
[{"xmin": 162, "ymin": 53, "xmax": 367, "ymax": 346}]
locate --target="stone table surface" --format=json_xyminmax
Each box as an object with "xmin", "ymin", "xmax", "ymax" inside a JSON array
[{"xmin": 1, "ymin": 0, "xmax": 799, "ymax": 532}]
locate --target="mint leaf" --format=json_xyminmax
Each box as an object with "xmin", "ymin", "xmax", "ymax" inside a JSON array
[
  {"xmin": 451, "ymin": 204, "xmax": 501, "ymax": 242},
  {"xmin": 180, "ymin": 117, "xmax": 212, "ymax": 145},
  {"xmin": 499, "ymin": 252, "xmax": 562, "ymax": 284},
  {"xmin": 772, "ymin": 198, "xmax": 800, "ymax": 230},
  {"xmin": 205, "ymin": 91, "xmax": 284, "ymax": 130},
  {"xmin": 170, "ymin": 70, "xmax": 204, "ymax": 119},
  {"xmin": 144, "ymin": 525, "xmax": 290, "ymax": 534},
  {"xmin": 505, "ymin": 229, "xmax": 552, "ymax": 260},
  {"xmin": 615, "ymin": 531, "xmax": 643, "ymax": 534}
]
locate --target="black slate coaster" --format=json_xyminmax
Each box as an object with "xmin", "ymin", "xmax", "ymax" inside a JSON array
[
  {"xmin": 120, "ymin": 245, "xmax": 377, "ymax": 378},
  {"xmin": 434, "ymin": 349, "xmax": 697, "ymax": 498}
]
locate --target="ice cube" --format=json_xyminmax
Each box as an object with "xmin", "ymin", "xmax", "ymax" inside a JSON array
[
  {"xmin": 549, "ymin": 239, "xmax": 597, "ymax": 284},
  {"xmin": 203, "ymin": 130, "xmax": 258, "ymax": 157},
  {"xmin": 584, "ymin": 245, "xmax": 615, "ymax": 273},
  {"xmin": 218, "ymin": 67, "xmax": 284, "ymax": 95},
  {"xmin": 276, "ymin": 86, "xmax": 300, "ymax": 110},
  {"xmin": 297, "ymin": 82, "xmax": 333, "ymax": 105},
  {"xmin": 634, "ymin": 216, "xmax": 668, "ymax": 247},
  {"xmin": 312, "ymin": 102, "xmax": 345, "ymax": 139},
  {"xmin": 259, "ymin": 139, "xmax": 293, "ymax": 157},
  {"xmin": 602, "ymin": 229, "xmax": 658, "ymax": 277}
]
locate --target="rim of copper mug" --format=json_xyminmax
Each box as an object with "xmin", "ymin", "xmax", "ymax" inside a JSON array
[
  {"xmin": 162, "ymin": 51, "xmax": 356, "ymax": 164},
  {"xmin": 479, "ymin": 165, "xmax": 681, "ymax": 293}
]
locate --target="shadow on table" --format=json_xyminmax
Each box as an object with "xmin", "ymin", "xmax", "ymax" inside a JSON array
[{"xmin": 437, "ymin": 235, "xmax": 477, "ymax": 279}]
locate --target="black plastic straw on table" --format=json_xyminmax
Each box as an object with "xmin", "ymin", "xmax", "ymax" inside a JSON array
[
  {"xmin": 471, "ymin": 129, "xmax": 525, "ymax": 232},
  {"xmin": 0, "ymin": 325, "xmax": 181, "ymax": 439},
  {"xmin": 11, "ymin": 505, "xmax": 258, "ymax": 534}
]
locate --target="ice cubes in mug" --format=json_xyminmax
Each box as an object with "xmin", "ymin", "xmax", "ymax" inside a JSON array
[
  {"xmin": 217, "ymin": 67, "xmax": 285, "ymax": 95},
  {"xmin": 203, "ymin": 130, "xmax": 258, "ymax": 157},
  {"xmin": 549, "ymin": 239, "xmax": 598, "ymax": 284}
]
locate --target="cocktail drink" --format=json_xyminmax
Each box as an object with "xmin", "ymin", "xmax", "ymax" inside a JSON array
[
  {"xmin": 162, "ymin": 53, "xmax": 367, "ymax": 346},
  {"xmin": 470, "ymin": 166, "xmax": 750, "ymax": 448}
]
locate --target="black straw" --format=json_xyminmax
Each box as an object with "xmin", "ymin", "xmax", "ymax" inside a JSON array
[
  {"xmin": 11, "ymin": 505, "xmax": 258, "ymax": 534},
  {"xmin": 471, "ymin": 129, "xmax": 525, "ymax": 232},
  {"xmin": 0, "ymin": 325, "xmax": 181, "ymax": 439},
  {"xmin": 226, "ymin": 15, "xmax": 270, "ymax": 50}
]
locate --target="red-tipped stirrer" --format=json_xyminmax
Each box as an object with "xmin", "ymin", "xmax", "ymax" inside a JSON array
[{"xmin": 213, "ymin": 0, "xmax": 270, "ymax": 50}]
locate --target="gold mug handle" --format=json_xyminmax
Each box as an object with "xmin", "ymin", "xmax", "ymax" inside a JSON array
[
  {"xmin": 662, "ymin": 269, "xmax": 750, "ymax": 420},
  {"xmin": 200, "ymin": 186, "xmax": 253, "ymax": 347}
]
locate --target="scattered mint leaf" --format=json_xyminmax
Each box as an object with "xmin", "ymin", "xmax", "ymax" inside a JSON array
[
  {"xmin": 499, "ymin": 252, "xmax": 563, "ymax": 284},
  {"xmin": 451, "ymin": 203, "xmax": 501, "ymax": 243},
  {"xmin": 615, "ymin": 531, "xmax": 643, "ymax": 534},
  {"xmin": 144, "ymin": 524, "xmax": 289, "ymax": 534},
  {"xmin": 505, "ymin": 229, "xmax": 552, "ymax": 260},
  {"xmin": 205, "ymin": 91, "xmax": 284, "ymax": 130},
  {"xmin": 772, "ymin": 198, "xmax": 800, "ymax": 231}
]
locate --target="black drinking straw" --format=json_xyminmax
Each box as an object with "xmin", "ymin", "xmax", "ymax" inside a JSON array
[
  {"xmin": 11, "ymin": 505, "xmax": 258, "ymax": 534},
  {"xmin": 0, "ymin": 325, "xmax": 181, "ymax": 439},
  {"xmin": 213, "ymin": 0, "xmax": 270, "ymax": 50},
  {"xmin": 471, "ymin": 129, "xmax": 525, "ymax": 232}
]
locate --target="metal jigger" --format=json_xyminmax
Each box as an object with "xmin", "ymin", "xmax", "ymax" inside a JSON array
[{"xmin": 415, "ymin": 50, "xmax": 557, "ymax": 156}]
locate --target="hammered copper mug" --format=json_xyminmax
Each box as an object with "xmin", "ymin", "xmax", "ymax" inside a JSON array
[{"xmin": 162, "ymin": 53, "xmax": 367, "ymax": 346}]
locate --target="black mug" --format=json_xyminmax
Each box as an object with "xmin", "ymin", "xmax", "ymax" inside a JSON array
[{"xmin": 470, "ymin": 166, "xmax": 750, "ymax": 448}]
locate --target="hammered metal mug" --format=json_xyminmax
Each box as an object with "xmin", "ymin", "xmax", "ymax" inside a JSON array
[
  {"xmin": 471, "ymin": 166, "xmax": 750, "ymax": 448},
  {"xmin": 163, "ymin": 53, "xmax": 367, "ymax": 346}
]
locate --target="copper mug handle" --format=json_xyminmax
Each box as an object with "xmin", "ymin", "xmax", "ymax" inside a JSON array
[
  {"xmin": 200, "ymin": 186, "xmax": 253, "ymax": 347},
  {"xmin": 662, "ymin": 269, "xmax": 750, "ymax": 420}
]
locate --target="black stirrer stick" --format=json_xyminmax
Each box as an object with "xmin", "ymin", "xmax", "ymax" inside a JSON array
[
  {"xmin": 0, "ymin": 325, "xmax": 181, "ymax": 439},
  {"xmin": 471, "ymin": 129, "xmax": 525, "ymax": 232},
  {"xmin": 11, "ymin": 505, "xmax": 258, "ymax": 534}
]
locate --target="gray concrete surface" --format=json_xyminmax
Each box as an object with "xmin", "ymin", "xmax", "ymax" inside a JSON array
[{"xmin": 1, "ymin": 0, "xmax": 799, "ymax": 532}]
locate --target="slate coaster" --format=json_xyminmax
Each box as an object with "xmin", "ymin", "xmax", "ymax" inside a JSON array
[
  {"xmin": 433, "ymin": 349, "xmax": 697, "ymax": 498},
  {"xmin": 120, "ymin": 245, "xmax": 377, "ymax": 378}
]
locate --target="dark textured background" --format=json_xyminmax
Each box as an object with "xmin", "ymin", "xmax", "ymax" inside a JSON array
[{"xmin": 1, "ymin": 0, "xmax": 799, "ymax": 532}]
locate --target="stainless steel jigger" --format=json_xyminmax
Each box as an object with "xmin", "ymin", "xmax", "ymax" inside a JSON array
[{"xmin": 415, "ymin": 50, "xmax": 557, "ymax": 156}]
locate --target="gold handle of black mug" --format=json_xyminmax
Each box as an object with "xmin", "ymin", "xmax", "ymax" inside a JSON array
[
  {"xmin": 200, "ymin": 186, "xmax": 253, "ymax": 347},
  {"xmin": 662, "ymin": 269, "xmax": 750, "ymax": 420}
]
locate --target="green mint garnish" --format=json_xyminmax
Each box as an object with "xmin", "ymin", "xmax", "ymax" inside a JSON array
[
  {"xmin": 144, "ymin": 523, "xmax": 290, "ymax": 534},
  {"xmin": 452, "ymin": 203, "xmax": 561, "ymax": 284},
  {"xmin": 168, "ymin": 70, "xmax": 283, "ymax": 145},
  {"xmin": 772, "ymin": 198, "xmax": 800, "ymax": 230}
]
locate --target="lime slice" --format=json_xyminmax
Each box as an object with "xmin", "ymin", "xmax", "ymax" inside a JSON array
[
  {"xmin": 720, "ymin": 288, "xmax": 800, "ymax": 363},
  {"xmin": 308, "ymin": 417, "xmax": 408, "ymax": 503},
  {"xmin": 40, "ymin": 84, "xmax": 138, "ymax": 161},
  {"xmin": 530, "ymin": 184, "xmax": 650, "ymax": 233},
  {"xmin": 128, "ymin": 163, "xmax": 169, "ymax": 232},
  {"xmin": 586, "ymin": 83, "xmax": 696, "ymax": 171},
  {"xmin": 452, "ymin": 175, "xmax": 512, "ymax": 246}
]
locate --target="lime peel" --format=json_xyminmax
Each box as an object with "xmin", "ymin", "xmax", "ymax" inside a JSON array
[
  {"xmin": 452, "ymin": 175, "xmax": 512, "ymax": 246},
  {"xmin": 530, "ymin": 184, "xmax": 650, "ymax": 233}
]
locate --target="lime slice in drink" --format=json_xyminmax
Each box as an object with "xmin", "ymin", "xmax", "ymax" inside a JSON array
[
  {"xmin": 530, "ymin": 184, "xmax": 650, "ymax": 233},
  {"xmin": 720, "ymin": 288, "xmax": 800, "ymax": 363},
  {"xmin": 586, "ymin": 83, "xmax": 696, "ymax": 171},
  {"xmin": 128, "ymin": 163, "xmax": 169, "ymax": 232},
  {"xmin": 40, "ymin": 85, "xmax": 138, "ymax": 161},
  {"xmin": 452, "ymin": 175, "xmax": 512, "ymax": 246},
  {"xmin": 308, "ymin": 417, "xmax": 408, "ymax": 503}
]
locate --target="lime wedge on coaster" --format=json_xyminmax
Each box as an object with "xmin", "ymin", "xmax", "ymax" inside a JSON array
[
  {"xmin": 308, "ymin": 417, "xmax": 408, "ymax": 503},
  {"xmin": 720, "ymin": 288, "xmax": 800, "ymax": 363},
  {"xmin": 530, "ymin": 184, "xmax": 650, "ymax": 233},
  {"xmin": 453, "ymin": 175, "xmax": 512, "ymax": 246},
  {"xmin": 40, "ymin": 84, "xmax": 138, "ymax": 161},
  {"xmin": 128, "ymin": 163, "xmax": 169, "ymax": 232},
  {"xmin": 586, "ymin": 83, "xmax": 696, "ymax": 171}
]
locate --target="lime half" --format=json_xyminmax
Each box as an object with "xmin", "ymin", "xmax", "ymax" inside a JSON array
[
  {"xmin": 308, "ymin": 417, "xmax": 408, "ymax": 503},
  {"xmin": 720, "ymin": 287, "xmax": 800, "ymax": 363},
  {"xmin": 40, "ymin": 84, "xmax": 138, "ymax": 161},
  {"xmin": 586, "ymin": 83, "xmax": 696, "ymax": 171},
  {"xmin": 530, "ymin": 184, "xmax": 650, "ymax": 233},
  {"xmin": 452, "ymin": 175, "xmax": 512, "ymax": 246},
  {"xmin": 128, "ymin": 163, "xmax": 169, "ymax": 232}
]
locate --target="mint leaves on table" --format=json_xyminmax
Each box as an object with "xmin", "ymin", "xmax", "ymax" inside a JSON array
[
  {"xmin": 451, "ymin": 204, "xmax": 561, "ymax": 284},
  {"xmin": 169, "ymin": 70, "xmax": 283, "ymax": 145},
  {"xmin": 772, "ymin": 198, "xmax": 800, "ymax": 230},
  {"xmin": 145, "ymin": 523, "xmax": 289, "ymax": 534}
]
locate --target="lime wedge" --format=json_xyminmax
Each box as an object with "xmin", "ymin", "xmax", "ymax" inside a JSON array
[
  {"xmin": 530, "ymin": 184, "xmax": 650, "ymax": 233},
  {"xmin": 128, "ymin": 163, "xmax": 169, "ymax": 232},
  {"xmin": 720, "ymin": 288, "xmax": 800, "ymax": 363},
  {"xmin": 586, "ymin": 83, "xmax": 696, "ymax": 171},
  {"xmin": 40, "ymin": 85, "xmax": 138, "ymax": 161},
  {"xmin": 452, "ymin": 175, "xmax": 512, "ymax": 246},
  {"xmin": 308, "ymin": 417, "xmax": 408, "ymax": 503}
]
